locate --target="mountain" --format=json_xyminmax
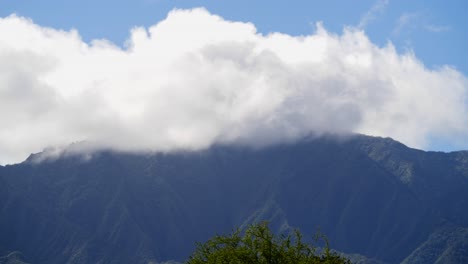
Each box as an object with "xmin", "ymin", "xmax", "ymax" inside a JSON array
[{"xmin": 0, "ymin": 134, "xmax": 467, "ymax": 264}]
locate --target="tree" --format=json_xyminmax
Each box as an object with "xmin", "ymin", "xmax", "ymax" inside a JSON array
[{"xmin": 186, "ymin": 222, "xmax": 351, "ymax": 264}]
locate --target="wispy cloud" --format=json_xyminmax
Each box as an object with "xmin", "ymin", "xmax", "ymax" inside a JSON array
[
  {"xmin": 358, "ymin": 0, "xmax": 389, "ymax": 29},
  {"xmin": 424, "ymin": 24, "xmax": 451, "ymax": 33},
  {"xmin": 393, "ymin": 12, "xmax": 451, "ymax": 36},
  {"xmin": 141, "ymin": 0, "xmax": 165, "ymax": 5},
  {"xmin": 392, "ymin": 12, "xmax": 420, "ymax": 36}
]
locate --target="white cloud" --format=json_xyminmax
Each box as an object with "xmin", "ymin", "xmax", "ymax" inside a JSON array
[{"xmin": 0, "ymin": 8, "xmax": 467, "ymax": 164}]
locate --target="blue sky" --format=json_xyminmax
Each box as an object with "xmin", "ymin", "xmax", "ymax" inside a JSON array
[
  {"xmin": 0, "ymin": 0, "xmax": 467, "ymax": 163},
  {"xmin": 1, "ymin": 0, "xmax": 466, "ymax": 75}
]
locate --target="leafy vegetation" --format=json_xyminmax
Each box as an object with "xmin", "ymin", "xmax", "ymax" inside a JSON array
[{"xmin": 187, "ymin": 222, "xmax": 351, "ymax": 264}]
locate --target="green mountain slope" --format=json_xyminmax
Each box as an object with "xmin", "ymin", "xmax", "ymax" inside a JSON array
[
  {"xmin": 0, "ymin": 135, "xmax": 467, "ymax": 263},
  {"xmin": 401, "ymin": 225, "xmax": 468, "ymax": 264}
]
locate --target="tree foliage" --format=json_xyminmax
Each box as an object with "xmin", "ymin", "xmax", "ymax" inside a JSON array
[{"xmin": 186, "ymin": 222, "xmax": 351, "ymax": 264}]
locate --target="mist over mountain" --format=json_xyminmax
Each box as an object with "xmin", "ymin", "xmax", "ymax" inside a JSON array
[
  {"xmin": 1, "ymin": 134, "xmax": 467, "ymax": 264},
  {"xmin": 1, "ymin": 8, "xmax": 467, "ymax": 165}
]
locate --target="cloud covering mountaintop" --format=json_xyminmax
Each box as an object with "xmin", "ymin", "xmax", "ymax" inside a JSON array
[{"xmin": 0, "ymin": 8, "xmax": 467, "ymax": 164}]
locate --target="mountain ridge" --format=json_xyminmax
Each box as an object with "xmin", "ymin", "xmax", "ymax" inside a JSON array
[{"xmin": 1, "ymin": 134, "xmax": 467, "ymax": 263}]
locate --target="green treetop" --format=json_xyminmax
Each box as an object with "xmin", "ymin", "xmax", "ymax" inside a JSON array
[{"xmin": 186, "ymin": 222, "xmax": 351, "ymax": 264}]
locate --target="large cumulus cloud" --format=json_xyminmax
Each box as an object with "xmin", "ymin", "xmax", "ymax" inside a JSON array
[{"xmin": 0, "ymin": 8, "xmax": 467, "ymax": 164}]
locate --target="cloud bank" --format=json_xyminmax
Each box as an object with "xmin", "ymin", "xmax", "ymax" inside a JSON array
[{"xmin": 0, "ymin": 8, "xmax": 467, "ymax": 164}]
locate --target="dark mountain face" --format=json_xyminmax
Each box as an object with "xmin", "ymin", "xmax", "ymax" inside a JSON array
[{"xmin": 0, "ymin": 135, "xmax": 467, "ymax": 264}]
